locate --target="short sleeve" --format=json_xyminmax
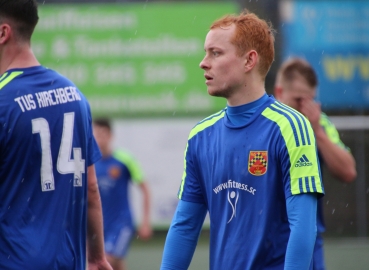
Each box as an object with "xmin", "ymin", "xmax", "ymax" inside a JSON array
[
  {"xmin": 177, "ymin": 137, "xmax": 205, "ymax": 204},
  {"xmin": 279, "ymin": 121, "xmax": 324, "ymax": 198},
  {"xmin": 85, "ymin": 102, "xmax": 101, "ymax": 166},
  {"xmin": 262, "ymin": 101, "xmax": 325, "ymax": 199},
  {"xmin": 88, "ymin": 135, "xmax": 102, "ymax": 166},
  {"xmin": 319, "ymin": 113, "xmax": 350, "ymax": 151},
  {"xmin": 113, "ymin": 150, "xmax": 144, "ymax": 183}
]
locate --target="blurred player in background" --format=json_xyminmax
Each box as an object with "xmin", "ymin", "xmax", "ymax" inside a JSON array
[
  {"xmin": 274, "ymin": 57, "xmax": 357, "ymax": 270},
  {"xmin": 161, "ymin": 10, "xmax": 324, "ymax": 270},
  {"xmin": 93, "ymin": 118, "xmax": 152, "ymax": 270},
  {"xmin": 0, "ymin": 1, "xmax": 111, "ymax": 269}
]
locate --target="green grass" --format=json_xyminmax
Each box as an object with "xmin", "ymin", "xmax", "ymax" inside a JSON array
[
  {"xmin": 324, "ymin": 238, "xmax": 369, "ymax": 270},
  {"xmin": 127, "ymin": 231, "xmax": 209, "ymax": 270},
  {"xmin": 127, "ymin": 232, "xmax": 369, "ymax": 270}
]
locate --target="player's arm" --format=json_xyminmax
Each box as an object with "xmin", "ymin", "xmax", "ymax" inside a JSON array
[
  {"xmin": 160, "ymin": 200, "xmax": 207, "ymax": 270},
  {"xmin": 301, "ymin": 99, "xmax": 356, "ymax": 182},
  {"xmin": 315, "ymin": 129, "xmax": 356, "ymax": 182},
  {"xmin": 161, "ymin": 130, "xmax": 207, "ymax": 269},
  {"xmin": 137, "ymin": 181, "xmax": 152, "ymax": 240},
  {"xmin": 313, "ymin": 123, "xmax": 356, "ymax": 183},
  {"xmin": 274, "ymin": 104, "xmax": 324, "ymax": 269},
  {"xmin": 285, "ymin": 194, "xmax": 317, "ymax": 270},
  {"xmin": 86, "ymin": 164, "xmax": 112, "ymax": 270},
  {"xmin": 115, "ymin": 150, "xmax": 153, "ymax": 240}
]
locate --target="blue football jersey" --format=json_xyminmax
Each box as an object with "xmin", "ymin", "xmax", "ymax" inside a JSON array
[
  {"xmin": 178, "ymin": 96, "xmax": 324, "ymax": 270},
  {"xmin": 95, "ymin": 150, "xmax": 144, "ymax": 232},
  {"xmin": 0, "ymin": 66, "xmax": 101, "ymax": 269}
]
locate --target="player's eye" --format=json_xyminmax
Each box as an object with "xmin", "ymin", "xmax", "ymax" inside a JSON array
[{"xmin": 212, "ymin": 51, "xmax": 220, "ymax": 56}]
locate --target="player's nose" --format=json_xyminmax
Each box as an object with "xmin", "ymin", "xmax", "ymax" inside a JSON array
[{"xmin": 199, "ymin": 56, "xmax": 210, "ymax": 70}]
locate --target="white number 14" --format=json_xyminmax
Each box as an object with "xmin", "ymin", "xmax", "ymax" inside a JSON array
[{"xmin": 32, "ymin": 112, "xmax": 85, "ymax": 191}]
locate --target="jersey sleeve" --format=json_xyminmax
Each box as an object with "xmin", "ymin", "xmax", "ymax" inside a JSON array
[
  {"xmin": 85, "ymin": 102, "xmax": 101, "ymax": 166},
  {"xmin": 280, "ymin": 115, "xmax": 324, "ymax": 198},
  {"xmin": 113, "ymin": 150, "xmax": 144, "ymax": 183},
  {"xmin": 319, "ymin": 112, "xmax": 350, "ymax": 151},
  {"xmin": 88, "ymin": 136, "xmax": 101, "ymax": 166},
  {"xmin": 262, "ymin": 101, "xmax": 324, "ymax": 199},
  {"xmin": 177, "ymin": 136, "xmax": 205, "ymax": 204}
]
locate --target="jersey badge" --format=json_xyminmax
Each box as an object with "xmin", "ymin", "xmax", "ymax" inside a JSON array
[
  {"xmin": 248, "ymin": 151, "xmax": 268, "ymax": 176},
  {"xmin": 108, "ymin": 165, "xmax": 121, "ymax": 180}
]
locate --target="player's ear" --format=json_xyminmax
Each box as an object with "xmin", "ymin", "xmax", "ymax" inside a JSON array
[
  {"xmin": 0, "ymin": 23, "xmax": 11, "ymax": 44},
  {"xmin": 244, "ymin": 50, "xmax": 258, "ymax": 73}
]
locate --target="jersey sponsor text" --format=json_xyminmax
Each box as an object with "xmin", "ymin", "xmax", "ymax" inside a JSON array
[{"xmin": 213, "ymin": 179, "xmax": 256, "ymax": 195}]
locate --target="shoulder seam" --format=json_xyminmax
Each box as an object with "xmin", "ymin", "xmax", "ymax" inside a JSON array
[
  {"xmin": 189, "ymin": 109, "xmax": 225, "ymax": 140},
  {"xmin": 0, "ymin": 71, "xmax": 24, "ymax": 90},
  {"xmin": 198, "ymin": 109, "xmax": 225, "ymax": 125},
  {"xmin": 262, "ymin": 101, "xmax": 313, "ymax": 147}
]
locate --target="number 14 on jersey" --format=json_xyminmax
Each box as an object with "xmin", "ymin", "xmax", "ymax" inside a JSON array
[{"xmin": 32, "ymin": 112, "xmax": 85, "ymax": 191}]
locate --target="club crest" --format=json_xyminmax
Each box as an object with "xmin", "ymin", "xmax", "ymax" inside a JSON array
[
  {"xmin": 108, "ymin": 165, "xmax": 121, "ymax": 180},
  {"xmin": 248, "ymin": 151, "xmax": 268, "ymax": 176}
]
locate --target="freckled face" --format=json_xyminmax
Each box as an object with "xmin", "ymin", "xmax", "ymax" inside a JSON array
[{"xmin": 199, "ymin": 24, "xmax": 247, "ymax": 99}]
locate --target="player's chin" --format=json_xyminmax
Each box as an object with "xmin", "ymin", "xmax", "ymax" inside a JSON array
[{"xmin": 207, "ymin": 87, "xmax": 228, "ymax": 98}]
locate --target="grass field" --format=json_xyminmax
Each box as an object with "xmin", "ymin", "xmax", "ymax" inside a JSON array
[{"xmin": 127, "ymin": 231, "xmax": 369, "ymax": 270}]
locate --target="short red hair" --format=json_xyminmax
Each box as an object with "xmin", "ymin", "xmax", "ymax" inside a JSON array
[{"xmin": 210, "ymin": 10, "xmax": 275, "ymax": 79}]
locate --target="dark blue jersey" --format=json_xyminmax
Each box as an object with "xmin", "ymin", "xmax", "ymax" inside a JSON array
[
  {"xmin": 0, "ymin": 66, "xmax": 101, "ymax": 269},
  {"xmin": 178, "ymin": 96, "xmax": 324, "ymax": 269},
  {"xmin": 95, "ymin": 150, "xmax": 144, "ymax": 231}
]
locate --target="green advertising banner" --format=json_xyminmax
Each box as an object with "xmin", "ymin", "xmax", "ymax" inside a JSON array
[{"xmin": 33, "ymin": 3, "xmax": 238, "ymax": 117}]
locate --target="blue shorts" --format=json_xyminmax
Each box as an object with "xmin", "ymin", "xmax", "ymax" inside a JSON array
[{"xmin": 104, "ymin": 225, "xmax": 135, "ymax": 259}]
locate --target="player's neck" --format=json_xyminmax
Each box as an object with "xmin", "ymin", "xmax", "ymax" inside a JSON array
[
  {"xmin": 0, "ymin": 43, "xmax": 40, "ymax": 74},
  {"xmin": 227, "ymin": 85, "xmax": 266, "ymax": 107},
  {"xmin": 227, "ymin": 73, "xmax": 266, "ymax": 106},
  {"xmin": 100, "ymin": 147, "xmax": 112, "ymax": 158}
]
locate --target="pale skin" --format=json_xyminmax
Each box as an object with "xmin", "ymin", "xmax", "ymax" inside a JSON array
[
  {"xmin": 199, "ymin": 24, "xmax": 266, "ymax": 106},
  {"xmin": 0, "ymin": 21, "xmax": 40, "ymax": 74},
  {"xmin": 275, "ymin": 74, "xmax": 357, "ymax": 183},
  {"xmin": 93, "ymin": 124, "xmax": 153, "ymax": 270},
  {"xmin": 0, "ymin": 18, "xmax": 112, "ymax": 270}
]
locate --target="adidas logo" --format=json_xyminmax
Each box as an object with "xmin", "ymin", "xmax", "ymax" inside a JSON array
[{"xmin": 295, "ymin": 154, "xmax": 313, "ymax": 167}]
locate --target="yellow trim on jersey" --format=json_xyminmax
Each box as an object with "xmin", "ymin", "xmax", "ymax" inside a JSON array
[
  {"xmin": 0, "ymin": 71, "xmax": 23, "ymax": 90},
  {"xmin": 113, "ymin": 150, "xmax": 144, "ymax": 184},
  {"xmin": 319, "ymin": 112, "xmax": 348, "ymax": 150},
  {"xmin": 178, "ymin": 110, "xmax": 225, "ymax": 199},
  {"xmin": 188, "ymin": 110, "xmax": 226, "ymax": 140},
  {"xmin": 0, "ymin": 72, "xmax": 8, "ymax": 81},
  {"xmin": 271, "ymin": 101, "xmax": 315, "ymax": 147},
  {"xmin": 262, "ymin": 105, "xmax": 323, "ymax": 195}
]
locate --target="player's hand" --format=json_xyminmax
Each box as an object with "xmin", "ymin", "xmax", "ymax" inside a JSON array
[
  {"xmin": 300, "ymin": 98, "xmax": 321, "ymax": 131},
  {"xmin": 87, "ymin": 258, "xmax": 113, "ymax": 270},
  {"xmin": 138, "ymin": 223, "xmax": 153, "ymax": 241}
]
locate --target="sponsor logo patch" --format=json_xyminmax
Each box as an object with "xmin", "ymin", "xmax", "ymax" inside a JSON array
[{"xmin": 248, "ymin": 151, "xmax": 268, "ymax": 176}]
